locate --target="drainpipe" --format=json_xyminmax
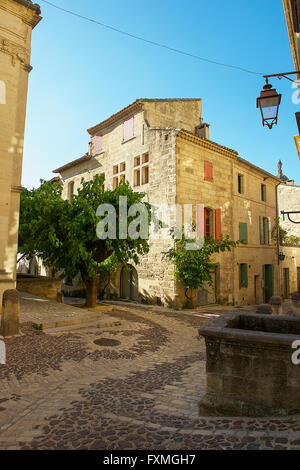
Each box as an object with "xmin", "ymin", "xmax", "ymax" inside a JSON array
[{"xmin": 275, "ymin": 182, "xmax": 281, "ymax": 297}]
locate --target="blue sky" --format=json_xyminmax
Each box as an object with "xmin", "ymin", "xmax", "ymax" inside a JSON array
[{"xmin": 23, "ymin": 0, "xmax": 300, "ymax": 188}]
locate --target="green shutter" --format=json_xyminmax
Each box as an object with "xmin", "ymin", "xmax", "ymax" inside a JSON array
[
  {"xmin": 259, "ymin": 216, "xmax": 264, "ymax": 244},
  {"xmin": 267, "ymin": 217, "xmax": 271, "ymax": 244},
  {"xmin": 239, "ymin": 264, "xmax": 248, "ymax": 288},
  {"xmin": 239, "ymin": 222, "xmax": 248, "ymax": 244}
]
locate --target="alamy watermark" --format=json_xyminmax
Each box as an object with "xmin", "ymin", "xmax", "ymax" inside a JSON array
[
  {"xmin": 95, "ymin": 198, "xmax": 206, "ymax": 250},
  {"xmin": 291, "ymin": 340, "xmax": 300, "ymax": 365},
  {"xmin": 0, "ymin": 80, "xmax": 6, "ymax": 105},
  {"xmin": 0, "ymin": 341, "xmax": 5, "ymax": 365}
]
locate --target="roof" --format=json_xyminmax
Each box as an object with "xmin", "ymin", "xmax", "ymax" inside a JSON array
[
  {"xmin": 53, "ymin": 154, "xmax": 92, "ymax": 174},
  {"xmin": 12, "ymin": 0, "xmax": 41, "ymax": 14},
  {"xmin": 236, "ymin": 157, "xmax": 281, "ymax": 183},
  {"xmin": 178, "ymin": 130, "xmax": 280, "ymax": 182},
  {"xmin": 87, "ymin": 98, "xmax": 201, "ymax": 136}
]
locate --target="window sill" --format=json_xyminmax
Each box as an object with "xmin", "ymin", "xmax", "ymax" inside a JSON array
[{"xmin": 122, "ymin": 136, "xmax": 136, "ymax": 144}]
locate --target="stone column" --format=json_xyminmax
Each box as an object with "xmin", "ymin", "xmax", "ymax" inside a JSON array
[{"xmin": 1, "ymin": 289, "xmax": 20, "ymax": 337}]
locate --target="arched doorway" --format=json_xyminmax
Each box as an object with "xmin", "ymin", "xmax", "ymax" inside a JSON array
[{"xmin": 120, "ymin": 265, "xmax": 138, "ymax": 301}]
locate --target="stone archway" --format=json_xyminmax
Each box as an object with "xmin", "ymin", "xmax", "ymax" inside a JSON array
[{"xmin": 120, "ymin": 265, "xmax": 139, "ymax": 301}]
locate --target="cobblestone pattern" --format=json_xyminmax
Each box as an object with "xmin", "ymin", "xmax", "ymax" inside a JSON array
[{"xmin": 0, "ymin": 302, "xmax": 300, "ymax": 450}]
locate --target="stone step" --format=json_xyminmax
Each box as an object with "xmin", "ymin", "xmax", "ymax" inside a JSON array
[{"xmin": 44, "ymin": 317, "xmax": 121, "ymax": 334}]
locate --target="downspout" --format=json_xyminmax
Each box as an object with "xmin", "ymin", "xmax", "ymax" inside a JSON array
[{"xmin": 275, "ymin": 182, "xmax": 281, "ymax": 296}]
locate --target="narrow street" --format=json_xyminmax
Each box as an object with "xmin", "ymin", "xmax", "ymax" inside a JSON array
[{"xmin": 0, "ymin": 296, "xmax": 299, "ymax": 450}]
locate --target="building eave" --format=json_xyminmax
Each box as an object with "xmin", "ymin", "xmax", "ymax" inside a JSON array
[
  {"xmin": 53, "ymin": 154, "xmax": 92, "ymax": 174},
  {"xmin": 12, "ymin": 0, "xmax": 41, "ymax": 15},
  {"xmin": 177, "ymin": 129, "xmax": 238, "ymax": 159},
  {"xmin": 236, "ymin": 157, "xmax": 281, "ymax": 183}
]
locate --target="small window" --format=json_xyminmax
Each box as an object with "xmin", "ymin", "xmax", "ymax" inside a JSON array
[
  {"xmin": 68, "ymin": 181, "xmax": 74, "ymax": 202},
  {"xmin": 204, "ymin": 208, "xmax": 214, "ymax": 238},
  {"xmin": 134, "ymin": 153, "xmax": 149, "ymax": 186},
  {"xmin": 123, "ymin": 115, "xmax": 134, "ymax": 142},
  {"xmin": 204, "ymin": 161, "xmax": 213, "ymax": 182},
  {"xmin": 261, "ymin": 183, "xmax": 266, "ymax": 202},
  {"xmin": 239, "ymin": 264, "xmax": 248, "ymax": 288},
  {"xmin": 112, "ymin": 162, "xmax": 126, "ymax": 189},
  {"xmin": 239, "ymin": 222, "xmax": 248, "ymax": 244},
  {"xmin": 238, "ymin": 174, "xmax": 244, "ymax": 194}
]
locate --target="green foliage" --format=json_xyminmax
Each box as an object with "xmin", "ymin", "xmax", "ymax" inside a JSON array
[
  {"xmin": 18, "ymin": 175, "xmax": 153, "ymax": 305},
  {"xmin": 164, "ymin": 226, "xmax": 238, "ymax": 303},
  {"xmin": 32, "ymin": 323, "xmax": 43, "ymax": 331},
  {"xmin": 271, "ymin": 217, "xmax": 300, "ymax": 246}
]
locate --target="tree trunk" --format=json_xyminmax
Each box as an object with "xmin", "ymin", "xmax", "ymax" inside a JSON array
[
  {"xmin": 185, "ymin": 287, "xmax": 195, "ymax": 309},
  {"xmin": 85, "ymin": 278, "xmax": 98, "ymax": 308}
]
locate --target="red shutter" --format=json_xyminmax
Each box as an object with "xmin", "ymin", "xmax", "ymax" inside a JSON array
[
  {"xmin": 204, "ymin": 161, "xmax": 213, "ymax": 182},
  {"xmin": 123, "ymin": 115, "xmax": 134, "ymax": 141},
  {"xmin": 94, "ymin": 133, "xmax": 102, "ymax": 154},
  {"xmin": 215, "ymin": 208, "xmax": 222, "ymax": 241}
]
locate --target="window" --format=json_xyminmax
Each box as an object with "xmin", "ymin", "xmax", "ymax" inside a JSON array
[
  {"xmin": 261, "ymin": 183, "xmax": 266, "ymax": 202},
  {"xmin": 238, "ymin": 174, "xmax": 244, "ymax": 194},
  {"xmin": 239, "ymin": 264, "xmax": 248, "ymax": 288},
  {"xmin": 112, "ymin": 162, "xmax": 126, "ymax": 189},
  {"xmin": 204, "ymin": 161, "xmax": 213, "ymax": 182},
  {"xmin": 94, "ymin": 133, "xmax": 102, "ymax": 155},
  {"xmin": 134, "ymin": 153, "xmax": 149, "ymax": 186},
  {"xmin": 259, "ymin": 216, "xmax": 270, "ymax": 245},
  {"xmin": 68, "ymin": 181, "xmax": 74, "ymax": 202},
  {"xmin": 123, "ymin": 115, "xmax": 134, "ymax": 142},
  {"xmin": 239, "ymin": 222, "xmax": 248, "ymax": 244},
  {"xmin": 204, "ymin": 208, "xmax": 213, "ymax": 237}
]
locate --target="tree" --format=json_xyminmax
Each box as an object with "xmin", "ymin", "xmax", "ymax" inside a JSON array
[
  {"xmin": 18, "ymin": 175, "xmax": 153, "ymax": 307},
  {"xmin": 164, "ymin": 226, "xmax": 238, "ymax": 308}
]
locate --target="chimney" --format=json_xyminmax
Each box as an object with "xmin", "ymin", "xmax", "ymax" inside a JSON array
[{"xmin": 195, "ymin": 118, "xmax": 210, "ymax": 140}]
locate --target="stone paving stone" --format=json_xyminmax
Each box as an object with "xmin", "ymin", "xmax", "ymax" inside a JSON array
[{"xmin": 0, "ymin": 300, "xmax": 300, "ymax": 449}]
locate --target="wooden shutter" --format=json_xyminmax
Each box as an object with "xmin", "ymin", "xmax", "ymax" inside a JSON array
[
  {"xmin": 267, "ymin": 217, "xmax": 271, "ymax": 244},
  {"xmin": 259, "ymin": 216, "xmax": 264, "ymax": 244},
  {"xmin": 215, "ymin": 208, "xmax": 222, "ymax": 241},
  {"xmin": 123, "ymin": 115, "xmax": 134, "ymax": 141},
  {"xmin": 239, "ymin": 264, "xmax": 248, "ymax": 288},
  {"xmin": 239, "ymin": 222, "xmax": 248, "ymax": 244},
  {"xmin": 204, "ymin": 161, "xmax": 213, "ymax": 182},
  {"xmin": 94, "ymin": 133, "xmax": 102, "ymax": 154}
]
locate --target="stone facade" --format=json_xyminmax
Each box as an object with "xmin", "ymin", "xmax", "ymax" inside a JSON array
[
  {"xmin": 276, "ymin": 161, "xmax": 300, "ymax": 297},
  {"xmin": 0, "ymin": 0, "xmax": 41, "ymax": 306},
  {"xmin": 54, "ymin": 99, "xmax": 280, "ymax": 308}
]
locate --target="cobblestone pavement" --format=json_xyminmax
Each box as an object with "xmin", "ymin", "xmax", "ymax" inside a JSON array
[{"xmin": 0, "ymin": 300, "xmax": 300, "ymax": 450}]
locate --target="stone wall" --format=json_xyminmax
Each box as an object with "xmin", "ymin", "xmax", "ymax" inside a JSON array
[
  {"xmin": 199, "ymin": 312, "xmax": 300, "ymax": 416},
  {"xmin": 17, "ymin": 275, "xmax": 61, "ymax": 301},
  {"xmin": 0, "ymin": 0, "xmax": 41, "ymax": 305}
]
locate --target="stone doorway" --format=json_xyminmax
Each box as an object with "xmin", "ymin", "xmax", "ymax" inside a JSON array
[{"xmin": 120, "ymin": 265, "xmax": 139, "ymax": 301}]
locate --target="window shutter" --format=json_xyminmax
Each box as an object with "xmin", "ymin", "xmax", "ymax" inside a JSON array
[
  {"xmin": 196, "ymin": 204, "xmax": 204, "ymax": 240},
  {"xmin": 123, "ymin": 115, "xmax": 134, "ymax": 141},
  {"xmin": 259, "ymin": 216, "xmax": 264, "ymax": 244},
  {"xmin": 239, "ymin": 264, "xmax": 248, "ymax": 288},
  {"xmin": 204, "ymin": 161, "xmax": 213, "ymax": 182},
  {"xmin": 215, "ymin": 208, "xmax": 222, "ymax": 241},
  {"xmin": 239, "ymin": 222, "xmax": 248, "ymax": 244},
  {"xmin": 94, "ymin": 133, "xmax": 102, "ymax": 154},
  {"xmin": 267, "ymin": 217, "xmax": 271, "ymax": 244}
]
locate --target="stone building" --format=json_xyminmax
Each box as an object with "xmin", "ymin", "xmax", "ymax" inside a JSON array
[
  {"xmin": 0, "ymin": 0, "xmax": 41, "ymax": 303},
  {"xmin": 276, "ymin": 160, "xmax": 300, "ymax": 296},
  {"xmin": 53, "ymin": 98, "xmax": 280, "ymax": 308}
]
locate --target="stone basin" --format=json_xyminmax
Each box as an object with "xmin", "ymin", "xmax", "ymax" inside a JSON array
[{"xmin": 198, "ymin": 312, "xmax": 300, "ymax": 417}]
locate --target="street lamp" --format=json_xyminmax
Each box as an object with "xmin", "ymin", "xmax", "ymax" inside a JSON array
[
  {"xmin": 257, "ymin": 71, "xmax": 300, "ymax": 129},
  {"xmin": 256, "ymin": 79, "xmax": 281, "ymax": 129},
  {"xmin": 278, "ymin": 251, "xmax": 286, "ymax": 262}
]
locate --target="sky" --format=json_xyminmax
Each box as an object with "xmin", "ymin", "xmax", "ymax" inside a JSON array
[{"xmin": 22, "ymin": 0, "xmax": 300, "ymax": 188}]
